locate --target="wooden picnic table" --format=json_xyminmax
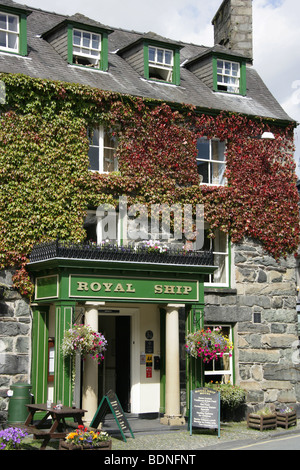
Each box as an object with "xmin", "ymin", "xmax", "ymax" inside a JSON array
[{"xmin": 23, "ymin": 403, "xmax": 87, "ymax": 450}]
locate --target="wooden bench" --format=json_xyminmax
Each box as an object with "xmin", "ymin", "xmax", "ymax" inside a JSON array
[{"xmin": 19, "ymin": 424, "xmax": 66, "ymax": 450}]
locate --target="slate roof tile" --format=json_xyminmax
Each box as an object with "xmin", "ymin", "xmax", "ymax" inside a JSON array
[{"xmin": 0, "ymin": 1, "xmax": 294, "ymax": 123}]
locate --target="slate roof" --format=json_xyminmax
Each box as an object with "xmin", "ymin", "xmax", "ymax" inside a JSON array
[{"xmin": 0, "ymin": 0, "xmax": 294, "ymax": 123}]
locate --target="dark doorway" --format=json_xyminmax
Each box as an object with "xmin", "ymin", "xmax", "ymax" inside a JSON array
[
  {"xmin": 98, "ymin": 315, "xmax": 131, "ymax": 412},
  {"xmin": 116, "ymin": 316, "xmax": 131, "ymax": 412}
]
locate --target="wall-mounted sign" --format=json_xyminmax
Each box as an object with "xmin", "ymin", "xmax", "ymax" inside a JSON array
[
  {"xmin": 68, "ymin": 274, "xmax": 199, "ymax": 302},
  {"xmin": 35, "ymin": 275, "xmax": 59, "ymax": 300},
  {"xmin": 145, "ymin": 340, "xmax": 154, "ymax": 354}
]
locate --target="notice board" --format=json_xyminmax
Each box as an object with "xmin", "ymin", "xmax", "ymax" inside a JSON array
[{"xmin": 189, "ymin": 387, "xmax": 220, "ymax": 437}]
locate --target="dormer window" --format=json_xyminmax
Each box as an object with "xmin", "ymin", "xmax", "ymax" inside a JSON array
[
  {"xmin": 145, "ymin": 43, "xmax": 180, "ymax": 85},
  {"xmin": 216, "ymin": 59, "xmax": 240, "ymax": 94},
  {"xmin": 148, "ymin": 46, "xmax": 174, "ymax": 82},
  {"xmin": 0, "ymin": 7, "xmax": 28, "ymax": 56},
  {"xmin": 73, "ymin": 28, "xmax": 101, "ymax": 67},
  {"xmin": 42, "ymin": 16, "xmax": 111, "ymax": 71},
  {"xmin": 213, "ymin": 55, "xmax": 247, "ymax": 96},
  {"xmin": 0, "ymin": 12, "xmax": 19, "ymax": 52}
]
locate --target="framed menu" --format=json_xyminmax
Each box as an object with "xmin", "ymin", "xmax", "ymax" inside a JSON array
[{"xmin": 189, "ymin": 387, "xmax": 220, "ymax": 438}]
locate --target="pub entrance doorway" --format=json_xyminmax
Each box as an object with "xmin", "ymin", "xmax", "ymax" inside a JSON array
[{"xmin": 98, "ymin": 313, "xmax": 131, "ymax": 412}]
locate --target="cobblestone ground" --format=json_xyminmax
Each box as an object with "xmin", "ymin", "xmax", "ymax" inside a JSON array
[
  {"xmin": 110, "ymin": 420, "xmax": 300, "ymax": 450},
  {"xmin": 21, "ymin": 420, "xmax": 300, "ymax": 450}
]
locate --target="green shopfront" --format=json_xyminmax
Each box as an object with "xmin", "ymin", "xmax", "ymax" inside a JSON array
[{"xmin": 28, "ymin": 241, "xmax": 216, "ymax": 424}]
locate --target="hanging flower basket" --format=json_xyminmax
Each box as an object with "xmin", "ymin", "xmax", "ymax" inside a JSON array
[
  {"xmin": 62, "ymin": 324, "xmax": 107, "ymax": 364},
  {"xmin": 185, "ymin": 327, "xmax": 233, "ymax": 363}
]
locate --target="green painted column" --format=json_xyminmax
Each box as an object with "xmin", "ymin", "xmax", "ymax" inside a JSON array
[
  {"xmin": 31, "ymin": 305, "xmax": 49, "ymax": 404},
  {"xmin": 54, "ymin": 302, "xmax": 76, "ymax": 406}
]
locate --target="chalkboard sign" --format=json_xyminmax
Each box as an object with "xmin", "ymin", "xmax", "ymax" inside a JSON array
[
  {"xmin": 90, "ymin": 390, "xmax": 134, "ymax": 442},
  {"xmin": 189, "ymin": 388, "xmax": 220, "ymax": 438}
]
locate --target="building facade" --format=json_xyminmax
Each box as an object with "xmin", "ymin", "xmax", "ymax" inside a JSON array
[{"xmin": 0, "ymin": 0, "xmax": 299, "ymax": 425}]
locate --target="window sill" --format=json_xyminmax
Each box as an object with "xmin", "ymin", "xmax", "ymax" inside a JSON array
[
  {"xmin": 0, "ymin": 50, "xmax": 30, "ymax": 59},
  {"xmin": 68, "ymin": 64, "xmax": 109, "ymax": 74},
  {"xmin": 204, "ymin": 287, "xmax": 236, "ymax": 294},
  {"xmin": 140, "ymin": 77, "xmax": 182, "ymax": 88}
]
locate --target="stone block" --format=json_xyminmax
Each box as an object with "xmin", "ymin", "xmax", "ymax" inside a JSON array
[
  {"xmin": 262, "ymin": 334, "xmax": 298, "ymax": 349},
  {"xmin": 264, "ymin": 364, "xmax": 300, "ymax": 382},
  {"xmin": 15, "ymin": 300, "xmax": 31, "ymax": 317},
  {"xmin": 277, "ymin": 390, "xmax": 297, "ymax": 403},
  {"xmin": 0, "ymin": 353, "xmax": 29, "ymax": 375},
  {"xmin": 0, "ymin": 302, "xmax": 14, "ymax": 317},
  {"xmin": 239, "ymin": 349, "xmax": 280, "ymax": 363}
]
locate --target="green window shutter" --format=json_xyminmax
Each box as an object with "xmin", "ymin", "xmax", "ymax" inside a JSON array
[
  {"xmin": 173, "ymin": 49, "xmax": 180, "ymax": 86},
  {"xmin": 212, "ymin": 56, "xmax": 218, "ymax": 92},
  {"xmin": 143, "ymin": 42, "xmax": 149, "ymax": 80},
  {"xmin": 67, "ymin": 24, "xmax": 73, "ymax": 64},
  {"xmin": 100, "ymin": 32, "xmax": 108, "ymax": 71},
  {"xmin": 18, "ymin": 13, "xmax": 27, "ymax": 56},
  {"xmin": 239, "ymin": 61, "xmax": 247, "ymax": 96}
]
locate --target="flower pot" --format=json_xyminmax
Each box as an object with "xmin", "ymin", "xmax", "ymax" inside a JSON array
[
  {"xmin": 276, "ymin": 411, "xmax": 297, "ymax": 429},
  {"xmin": 247, "ymin": 413, "xmax": 277, "ymax": 431},
  {"xmin": 59, "ymin": 440, "xmax": 112, "ymax": 450}
]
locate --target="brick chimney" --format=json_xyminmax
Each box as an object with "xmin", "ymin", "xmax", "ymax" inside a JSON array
[{"xmin": 212, "ymin": 0, "xmax": 253, "ymax": 60}]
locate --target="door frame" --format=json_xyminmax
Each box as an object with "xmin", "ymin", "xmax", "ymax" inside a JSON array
[{"xmin": 98, "ymin": 307, "xmax": 140, "ymax": 414}]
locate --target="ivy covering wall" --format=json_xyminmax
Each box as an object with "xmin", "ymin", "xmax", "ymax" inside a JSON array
[{"xmin": 0, "ymin": 73, "xmax": 299, "ymax": 297}]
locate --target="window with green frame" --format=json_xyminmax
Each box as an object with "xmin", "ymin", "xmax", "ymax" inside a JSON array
[
  {"xmin": 213, "ymin": 55, "xmax": 246, "ymax": 96},
  {"xmin": 67, "ymin": 23, "xmax": 109, "ymax": 71},
  {"xmin": 144, "ymin": 42, "xmax": 180, "ymax": 85},
  {"xmin": 203, "ymin": 227, "xmax": 230, "ymax": 287},
  {"xmin": 0, "ymin": 8, "xmax": 28, "ymax": 56},
  {"xmin": 204, "ymin": 324, "xmax": 234, "ymax": 384}
]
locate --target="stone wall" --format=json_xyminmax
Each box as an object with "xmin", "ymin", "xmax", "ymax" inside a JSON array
[
  {"xmin": 0, "ymin": 270, "xmax": 32, "ymax": 424},
  {"xmin": 212, "ymin": 0, "xmax": 253, "ymax": 60},
  {"xmin": 204, "ymin": 237, "xmax": 300, "ymax": 413}
]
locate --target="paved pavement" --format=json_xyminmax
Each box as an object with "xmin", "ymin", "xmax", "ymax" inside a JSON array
[
  {"xmin": 21, "ymin": 417, "xmax": 300, "ymax": 451},
  {"xmin": 108, "ymin": 419, "xmax": 300, "ymax": 451}
]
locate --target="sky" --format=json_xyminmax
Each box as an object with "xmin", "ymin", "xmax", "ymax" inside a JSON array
[{"xmin": 22, "ymin": 0, "xmax": 300, "ymax": 176}]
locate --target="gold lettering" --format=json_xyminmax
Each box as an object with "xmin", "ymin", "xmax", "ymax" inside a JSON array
[
  {"xmin": 183, "ymin": 286, "xmax": 192, "ymax": 295},
  {"xmin": 176, "ymin": 286, "xmax": 183, "ymax": 294},
  {"xmin": 114, "ymin": 283, "xmax": 125, "ymax": 292},
  {"xmin": 154, "ymin": 285, "xmax": 163, "ymax": 294},
  {"xmin": 126, "ymin": 284, "xmax": 135, "ymax": 293},
  {"xmin": 90, "ymin": 282, "xmax": 101, "ymax": 292},
  {"xmin": 164, "ymin": 285, "xmax": 175, "ymax": 294},
  {"xmin": 103, "ymin": 283, "xmax": 113, "ymax": 292},
  {"xmin": 77, "ymin": 282, "xmax": 89, "ymax": 291}
]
